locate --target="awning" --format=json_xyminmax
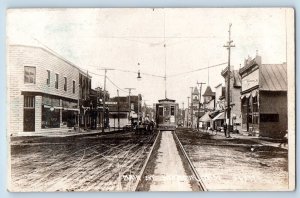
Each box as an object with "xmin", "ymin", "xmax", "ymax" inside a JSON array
[
  {"xmin": 200, "ymin": 112, "xmax": 212, "ymax": 122},
  {"xmin": 212, "ymin": 112, "xmax": 225, "ymax": 121},
  {"xmin": 251, "ymin": 90, "xmax": 258, "ymax": 97},
  {"xmin": 43, "ymin": 104, "xmax": 63, "ymax": 110},
  {"xmin": 240, "ymin": 92, "xmax": 252, "ymax": 99},
  {"xmin": 63, "ymin": 108, "xmax": 79, "ymax": 111},
  {"xmin": 131, "ymin": 112, "xmax": 138, "ymax": 118}
]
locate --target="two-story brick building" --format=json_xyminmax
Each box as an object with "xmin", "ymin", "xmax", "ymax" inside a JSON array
[{"xmin": 8, "ymin": 45, "xmax": 90, "ymax": 136}]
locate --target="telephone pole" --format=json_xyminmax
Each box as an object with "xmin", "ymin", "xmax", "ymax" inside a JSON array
[
  {"xmin": 190, "ymin": 87, "xmax": 194, "ymax": 128},
  {"xmin": 125, "ymin": 88, "xmax": 135, "ymax": 124},
  {"xmin": 187, "ymin": 97, "xmax": 190, "ymax": 128},
  {"xmin": 196, "ymin": 81, "xmax": 206, "ymax": 130},
  {"xmin": 182, "ymin": 102, "xmax": 185, "ymax": 127},
  {"xmin": 117, "ymin": 89, "xmax": 120, "ymax": 130},
  {"xmin": 99, "ymin": 68, "xmax": 114, "ymax": 133},
  {"xmin": 223, "ymin": 23, "xmax": 235, "ymax": 137}
]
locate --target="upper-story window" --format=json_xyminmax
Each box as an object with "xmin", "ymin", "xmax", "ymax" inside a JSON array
[
  {"xmin": 24, "ymin": 66, "xmax": 36, "ymax": 84},
  {"xmin": 47, "ymin": 70, "xmax": 50, "ymax": 85},
  {"xmin": 64, "ymin": 77, "xmax": 67, "ymax": 91},
  {"xmin": 55, "ymin": 73, "xmax": 59, "ymax": 89},
  {"xmin": 73, "ymin": 80, "xmax": 76, "ymax": 94}
]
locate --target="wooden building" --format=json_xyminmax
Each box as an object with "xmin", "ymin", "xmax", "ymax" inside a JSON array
[{"xmin": 239, "ymin": 55, "xmax": 287, "ymax": 138}]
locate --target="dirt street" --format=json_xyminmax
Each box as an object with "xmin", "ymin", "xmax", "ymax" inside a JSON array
[
  {"xmin": 176, "ymin": 128, "xmax": 288, "ymax": 191},
  {"xmin": 9, "ymin": 131, "xmax": 156, "ymax": 192}
]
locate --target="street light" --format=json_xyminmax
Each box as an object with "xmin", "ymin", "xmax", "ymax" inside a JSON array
[{"xmin": 137, "ymin": 70, "xmax": 142, "ymax": 80}]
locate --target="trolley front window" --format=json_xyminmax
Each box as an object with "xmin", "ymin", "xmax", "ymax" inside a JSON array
[
  {"xmin": 171, "ymin": 106, "xmax": 175, "ymax": 116},
  {"xmin": 158, "ymin": 106, "xmax": 163, "ymax": 116}
]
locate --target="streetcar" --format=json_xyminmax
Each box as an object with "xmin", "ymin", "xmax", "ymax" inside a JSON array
[{"xmin": 155, "ymin": 98, "xmax": 178, "ymax": 131}]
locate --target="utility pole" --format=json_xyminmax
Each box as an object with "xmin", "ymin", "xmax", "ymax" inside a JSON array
[
  {"xmin": 77, "ymin": 84, "xmax": 81, "ymax": 132},
  {"xmin": 125, "ymin": 88, "xmax": 135, "ymax": 125},
  {"xmin": 190, "ymin": 87, "xmax": 194, "ymax": 129},
  {"xmin": 117, "ymin": 89, "xmax": 120, "ymax": 130},
  {"xmin": 187, "ymin": 97, "xmax": 190, "ymax": 128},
  {"xmin": 223, "ymin": 23, "xmax": 235, "ymax": 137},
  {"xmin": 182, "ymin": 102, "xmax": 185, "ymax": 127},
  {"xmin": 197, "ymin": 81, "xmax": 206, "ymax": 131},
  {"xmin": 100, "ymin": 68, "xmax": 114, "ymax": 133}
]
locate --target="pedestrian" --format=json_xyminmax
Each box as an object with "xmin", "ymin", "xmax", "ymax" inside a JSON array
[{"xmin": 223, "ymin": 122, "xmax": 227, "ymax": 137}]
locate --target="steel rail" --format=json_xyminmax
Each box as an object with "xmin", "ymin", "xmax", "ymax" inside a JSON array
[
  {"xmin": 173, "ymin": 131, "xmax": 207, "ymax": 191},
  {"xmin": 132, "ymin": 130, "xmax": 161, "ymax": 191}
]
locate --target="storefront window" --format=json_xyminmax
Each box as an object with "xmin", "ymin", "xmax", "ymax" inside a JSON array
[
  {"xmin": 62, "ymin": 100, "xmax": 77, "ymax": 108},
  {"xmin": 62, "ymin": 100, "xmax": 78, "ymax": 127},
  {"xmin": 41, "ymin": 96, "xmax": 61, "ymax": 129},
  {"xmin": 42, "ymin": 96, "xmax": 60, "ymax": 107},
  {"xmin": 253, "ymin": 96, "xmax": 258, "ymax": 112},
  {"xmin": 253, "ymin": 113, "xmax": 259, "ymax": 124},
  {"xmin": 241, "ymin": 98, "xmax": 248, "ymax": 124},
  {"xmin": 62, "ymin": 110, "xmax": 76, "ymax": 127},
  {"xmin": 41, "ymin": 107, "xmax": 60, "ymax": 128}
]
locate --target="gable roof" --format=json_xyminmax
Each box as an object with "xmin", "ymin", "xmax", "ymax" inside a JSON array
[
  {"xmin": 260, "ymin": 64, "xmax": 287, "ymax": 91},
  {"xmin": 193, "ymin": 87, "xmax": 199, "ymax": 95},
  {"xmin": 203, "ymin": 86, "xmax": 215, "ymax": 97}
]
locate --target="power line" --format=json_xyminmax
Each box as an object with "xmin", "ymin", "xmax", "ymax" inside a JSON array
[
  {"xmin": 88, "ymin": 70, "xmax": 104, "ymax": 77},
  {"xmin": 106, "ymin": 76, "xmax": 129, "ymax": 94},
  {"xmin": 168, "ymin": 62, "xmax": 228, "ymax": 78},
  {"xmin": 113, "ymin": 68, "xmax": 164, "ymax": 78}
]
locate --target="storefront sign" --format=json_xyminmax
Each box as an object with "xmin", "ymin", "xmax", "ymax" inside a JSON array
[{"xmin": 242, "ymin": 69, "xmax": 259, "ymax": 92}]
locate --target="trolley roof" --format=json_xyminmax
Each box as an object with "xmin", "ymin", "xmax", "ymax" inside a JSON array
[{"xmin": 157, "ymin": 98, "xmax": 176, "ymax": 103}]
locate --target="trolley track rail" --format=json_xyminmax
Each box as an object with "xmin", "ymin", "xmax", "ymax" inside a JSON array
[
  {"xmin": 132, "ymin": 130, "xmax": 161, "ymax": 191},
  {"xmin": 134, "ymin": 130, "xmax": 207, "ymax": 191},
  {"xmin": 173, "ymin": 130, "xmax": 207, "ymax": 191}
]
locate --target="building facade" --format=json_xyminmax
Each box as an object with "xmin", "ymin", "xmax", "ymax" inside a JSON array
[
  {"xmin": 212, "ymin": 84, "xmax": 226, "ymax": 130},
  {"xmin": 8, "ymin": 45, "xmax": 90, "ymax": 135},
  {"xmin": 107, "ymin": 95, "xmax": 142, "ymax": 128},
  {"xmin": 199, "ymin": 86, "xmax": 216, "ymax": 129},
  {"xmin": 239, "ymin": 55, "xmax": 287, "ymax": 138},
  {"xmin": 221, "ymin": 67, "xmax": 242, "ymax": 132}
]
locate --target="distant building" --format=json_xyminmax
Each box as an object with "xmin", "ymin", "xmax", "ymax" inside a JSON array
[
  {"xmin": 200, "ymin": 86, "xmax": 216, "ymax": 129},
  {"xmin": 108, "ymin": 95, "xmax": 142, "ymax": 128},
  {"xmin": 212, "ymin": 84, "xmax": 226, "ymax": 130},
  {"xmin": 202, "ymin": 86, "xmax": 215, "ymax": 111},
  {"xmin": 221, "ymin": 67, "xmax": 242, "ymax": 132},
  {"xmin": 191, "ymin": 87, "xmax": 200, "ymax": 128},
  {"xmin": 239, "ymin": 55, "xmax": 287, "ymax": 138},
  {"xmin": 89, "ymin": 88, "xmax": 110, "ymax": 130},
  {"xmin": 8, "ymin": 45, "xmax": 90, "ymax": 135},
  {"xmin": 214, "ymin": 84, "xmax": 226, "ymax": 111}
]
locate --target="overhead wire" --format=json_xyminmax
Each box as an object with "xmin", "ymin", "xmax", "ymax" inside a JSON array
[
  {"xmin": 106, "ymin": 76, "xmax": 129, "ymax": 94},
  {"xmin": 168, "ymin": 62, "xmax": 228, "ymax": 78}
]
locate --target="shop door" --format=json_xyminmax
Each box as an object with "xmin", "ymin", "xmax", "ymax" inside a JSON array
[{"xmin": 24, "ymin": 108, "xmax": 35, "ymax": 132}]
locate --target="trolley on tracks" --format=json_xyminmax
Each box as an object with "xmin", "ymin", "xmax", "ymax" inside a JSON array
[{"xmin": 155, "ymin": 98, "xmax": 178, "ymax": 131}]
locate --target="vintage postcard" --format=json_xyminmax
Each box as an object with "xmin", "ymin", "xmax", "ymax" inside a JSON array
[{"xmin": 6, "ymin": 8, "xmax": 295, "ymax": 192}]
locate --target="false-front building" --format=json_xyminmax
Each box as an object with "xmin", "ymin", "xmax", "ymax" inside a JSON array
[{"xmin": 239, "ymin": 55, "xmax": 287, "ymax": 138}]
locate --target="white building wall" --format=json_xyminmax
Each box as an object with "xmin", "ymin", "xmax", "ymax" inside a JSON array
[{"xmin": 8, "ymin": 45, "xmax": 85, "ymax": 135}]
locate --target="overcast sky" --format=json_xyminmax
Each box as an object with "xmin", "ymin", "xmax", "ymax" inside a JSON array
[{"xmin": 7, "ymin": 8, "xmax": 290, "ymax": 106}]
